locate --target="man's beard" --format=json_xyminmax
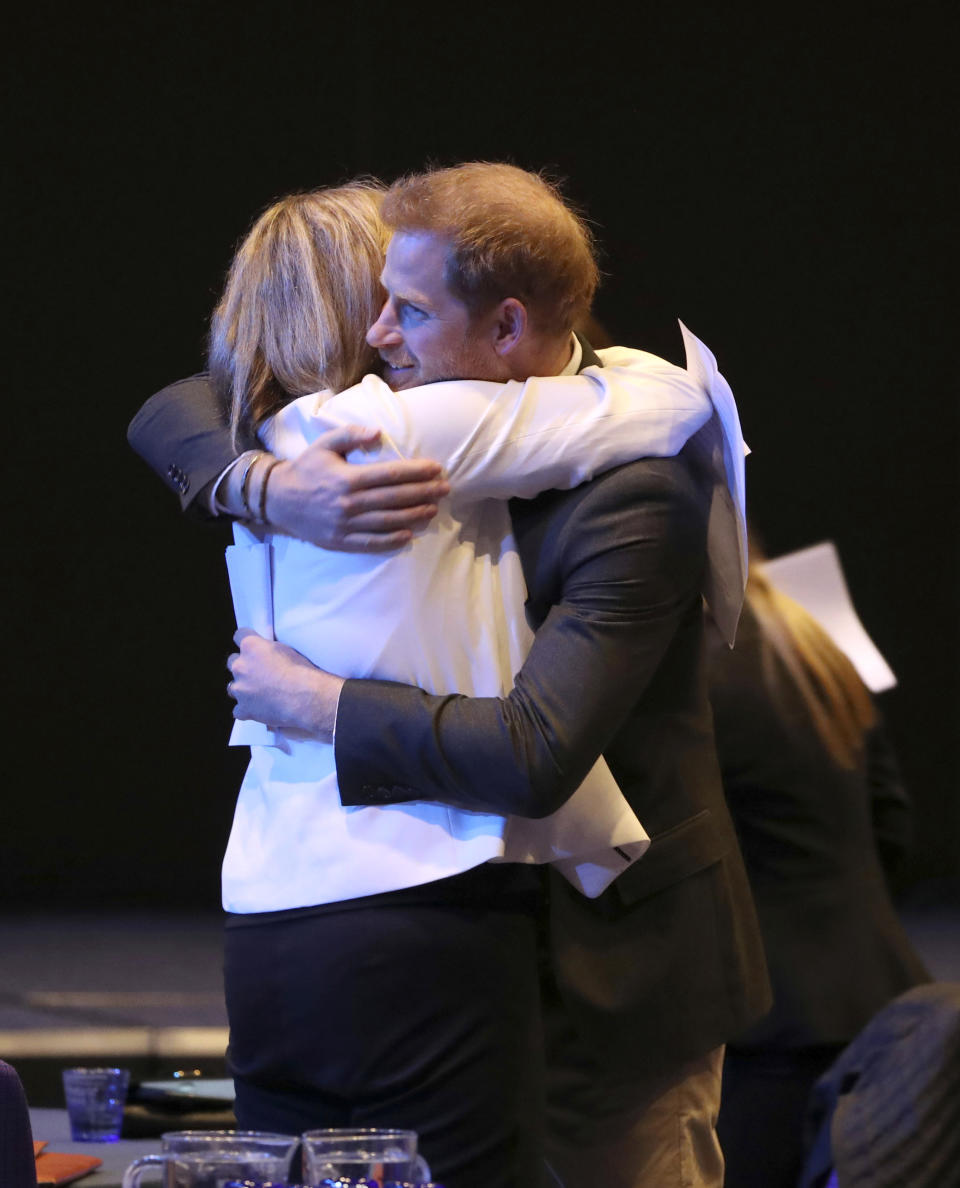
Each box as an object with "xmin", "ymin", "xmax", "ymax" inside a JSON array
[{"xmin": 380, "ymin": 346, "xmax": 504, "ymax": 391}]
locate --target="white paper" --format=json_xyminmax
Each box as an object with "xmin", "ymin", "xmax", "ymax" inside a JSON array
[
  {"xmin": 501, "ymin": 757, "xmax": 650, "ymax": 898},
  {"xmin": 225, "ymin": 535, "xmax": 289, "ymax": 749},
  {"xmin": 679, "ymin": 323, "xmax": 750, "ymax": 647},
  {"xmin": 763, "ymin": 541, "xmax": 896, "ymax": 692}
]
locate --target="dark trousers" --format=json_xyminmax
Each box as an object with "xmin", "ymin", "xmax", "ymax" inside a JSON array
[
  {"xmin": 717, "ymin": 1044, "xmax": 843, "ymax": 1188},
  {"xmin": 223, "ymin": 865, "xmax": 544, "ymax": 1188}
]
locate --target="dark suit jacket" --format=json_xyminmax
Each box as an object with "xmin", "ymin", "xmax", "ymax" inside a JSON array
[
  {"xmin": 335, "ymin": 448, "xmax": 771, "ymax": 1076},
  {"xmin": 707, "ymin": 603, "xmax": 929, "ymax": 1050},
  {"xmin": 127, "ymin": 354, "xmax": 772, "ymax": 1077},
  {"xmin": 127, "ymin": 373, "xmax": 253, "ymax": 511}
]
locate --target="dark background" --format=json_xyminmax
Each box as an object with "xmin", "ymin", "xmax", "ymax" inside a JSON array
[{"xmin": 7, "ymin": 4, "xmax": 956, "ymax": 910}]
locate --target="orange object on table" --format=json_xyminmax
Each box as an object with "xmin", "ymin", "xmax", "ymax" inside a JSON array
[{"xmin": 34, "ymin": 1141, "xmax": 103, "ymax": 1186}]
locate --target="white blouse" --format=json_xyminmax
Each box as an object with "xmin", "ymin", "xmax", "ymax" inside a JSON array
[{"xmin": 221, "ymin": 335, "xmax": 730, "ymax": 913}]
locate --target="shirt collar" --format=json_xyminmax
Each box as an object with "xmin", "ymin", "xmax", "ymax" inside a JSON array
[{"xmin": 559, "ymin": 334, "xmax": 582, "ymax": 376}]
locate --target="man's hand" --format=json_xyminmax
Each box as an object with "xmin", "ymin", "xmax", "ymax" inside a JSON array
[
  {"xmin": 266, "ymin": 424, "xmax": 450, "ymax": 551},
  {"xmin": 227, "ymin": 630, "xmax": 343, "ymax": 741}
]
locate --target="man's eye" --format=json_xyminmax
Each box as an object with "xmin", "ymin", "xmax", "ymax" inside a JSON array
[{"xmin": 400, "ymin": 303, "xmax": 428, "ymax": 323}]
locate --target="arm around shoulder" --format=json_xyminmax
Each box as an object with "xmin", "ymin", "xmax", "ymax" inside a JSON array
[{"xmin": 127, "ymin": 373, "xmax": 250, "ymax": 514}]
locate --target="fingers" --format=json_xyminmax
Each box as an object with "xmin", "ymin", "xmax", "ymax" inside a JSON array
[
  {"xmin": 343, "ymin": 505, "xmax": 439, "ymax": 532},
  {"xmin": 322, "ymin": 500, "xmax": 443, "ymax": 550},
  {"xmin": 342, "ymin": 480, "xmax": 450, "ymax": 513},
  {"xmin": 315, "ymin": 424, "xmax": 384, "ymax": 455},
  {"xmin": 314, "ymin": 424, "xmax": 449, "ymax": 486},
  {"xmin": 226, "ymin": 648, "xmax": 241, "ymax": 701},
  {"xmin": 345, "ymin": 457, "xmax": 448, "ymax": 491},
  {"xmin": 345, "ymin": 503, "xmax": 441, "ymax": 530}
]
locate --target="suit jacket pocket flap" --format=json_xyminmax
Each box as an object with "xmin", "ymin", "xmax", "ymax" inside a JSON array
[{"xmin": 614, "ymin": 809, "xmax": 728, "ymax": 906}]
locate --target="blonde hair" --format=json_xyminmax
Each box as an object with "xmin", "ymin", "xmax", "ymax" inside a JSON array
[
  {"xmin": 382, "ymin": 162, "xmax": 599, "ymax": 336},
  {"xmin": 747, "ymin": 564, "xmax": 876, "ymax": 768},
  {"xmin": 208, "ymin": 183, "xmax": 390, "ymax": 446}
]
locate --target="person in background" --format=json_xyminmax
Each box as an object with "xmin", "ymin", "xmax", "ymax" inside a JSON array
[{"xmin": 708, "ymin": 548, "xmax": 930, "ymax": 1188}]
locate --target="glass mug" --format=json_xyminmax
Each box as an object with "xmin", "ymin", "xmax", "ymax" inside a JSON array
[
  {"xmin": 121, "ymin": 1130, "xmax": 298, "ymax": 1188},
  {"xmin": 301, "ymin": 1128, "xmax": 430, "ymax": 1185}
]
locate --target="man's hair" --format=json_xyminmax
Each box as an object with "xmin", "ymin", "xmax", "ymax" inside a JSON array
[
  {"xmin": 208, "ymin": 182, "xmax": 389, "ymax": 446},
  {"xmin": 381, "ymin": 163, "xmax": 599, "ymax": 336}
]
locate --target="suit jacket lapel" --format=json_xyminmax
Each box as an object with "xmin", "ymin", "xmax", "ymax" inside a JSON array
[{"xmin": 576, "ymin": 333, "xmax": 603, "ymax": 370}]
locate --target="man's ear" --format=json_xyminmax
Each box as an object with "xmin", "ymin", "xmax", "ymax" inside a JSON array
[{"xmin": 491, "ymin": 298, "xmax": 528, "ymax": 357}]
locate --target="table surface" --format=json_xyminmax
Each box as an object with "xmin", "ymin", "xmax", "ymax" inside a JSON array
[{"xmin": 30, "ymin": 1108, "xmax": 159, "ymax": 1188}]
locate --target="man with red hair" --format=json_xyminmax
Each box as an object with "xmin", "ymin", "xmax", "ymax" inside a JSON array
[{"xmin": 132, "ymin": 162, "xmax": 769, "ymax": 1188}]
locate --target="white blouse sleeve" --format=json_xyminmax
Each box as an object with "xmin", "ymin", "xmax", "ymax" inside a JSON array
[{"xmin": 265, "ymin": 345, "xmax": 712, "ymax": 502}]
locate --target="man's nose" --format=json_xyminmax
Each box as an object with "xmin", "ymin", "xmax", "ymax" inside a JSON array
[{"xmin": 367, "ymin": 301, "xmax": 402, "ymax": 348}]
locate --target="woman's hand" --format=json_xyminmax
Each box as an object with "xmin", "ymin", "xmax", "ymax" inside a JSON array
[{"xmin": 227, "ymin": 629, "xmax": 344, "ymax": 741}]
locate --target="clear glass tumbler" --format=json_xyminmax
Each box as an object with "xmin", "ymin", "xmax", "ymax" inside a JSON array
[
  {"xmin": 301, "ymin": 1128, "xmax": 430, "ymax": 1186},
  {"xmin": 62, "ymin": 1066, "xmax": 130, "ymax": 1142},
  {"xmin": 121, "ymin": 1129, "xmax": 299, "ymax": 1187}
]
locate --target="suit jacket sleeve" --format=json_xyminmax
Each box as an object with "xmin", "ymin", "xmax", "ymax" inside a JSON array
[
  {"xmin": 336, "ymin": 459, "xmax": 707, "ymax": 817},
  {"xmin": 126, "ymin": 373, "xmax": 254, "ymax": 513}
]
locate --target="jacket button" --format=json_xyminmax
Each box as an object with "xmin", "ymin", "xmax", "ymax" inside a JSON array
[{"xmin": 166, "ymin": 464, "xmax": 190, "ymax": 494}]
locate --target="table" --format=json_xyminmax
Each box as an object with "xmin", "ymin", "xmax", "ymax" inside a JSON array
[{"xmin": 30, "ymin": 1108, "xmax": 158, "ymax": 1188}]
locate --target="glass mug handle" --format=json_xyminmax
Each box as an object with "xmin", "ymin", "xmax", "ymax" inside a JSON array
[
  {"xmin": 380, "ymin": 1153, "xmax": 432, "ymax": 1184},
  {"xmin": 122, "ymin": 1152, "xmax": 172, "ymax": 1187}
]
